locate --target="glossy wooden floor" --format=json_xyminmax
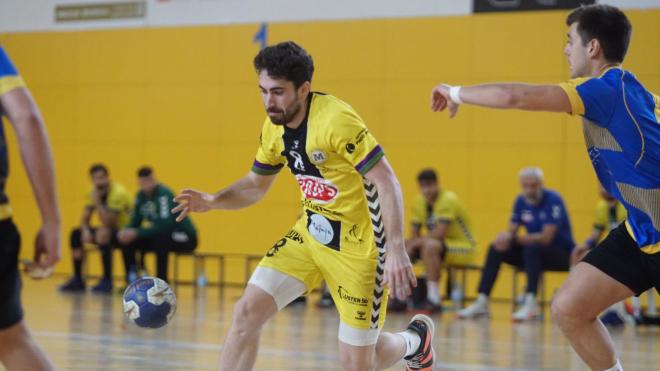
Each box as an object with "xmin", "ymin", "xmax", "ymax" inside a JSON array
[{"xmin": 13, "ymin": 276, "xmax": 660, "ymax": 370}]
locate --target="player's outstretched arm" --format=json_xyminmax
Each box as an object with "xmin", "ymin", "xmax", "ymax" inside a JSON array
[
  {"xmin": 364, "ymin": 157, "xmax": 416, "ymax": 301},
  {"xmin": 431, "ymin": 83, "xmax": 572, "ymax": 118},
  {"xmin": 1, "ymin": 87, "xmax": 61, "ymax": 269},
  {"xmin": 172, "ymin": 171, "xmax": 277, "ymax": 222}
]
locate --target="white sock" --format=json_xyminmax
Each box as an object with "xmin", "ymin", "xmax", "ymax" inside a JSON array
[
  {"xmin": 427, "ymin": 281, "xmax": 441, "ymax": 305},
  {"xmin": 398, "ymin": 330, "xmax": 422, "ymax": 357},
  {"xmin": 476, "ymin": 293, "xmax": 489, "ymax": 306},
  {"xmin": 604, "ymin": 359, "xmax": 623, "ymax": 371},
  {"xmin": 524, "ymin": 293, "xmax": 536, "ymax": 307}
]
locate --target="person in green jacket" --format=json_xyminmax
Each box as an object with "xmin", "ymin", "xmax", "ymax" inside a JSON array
[{"xmin": 118, "ymin": 166, "xmax": 197, "ymax": 282}]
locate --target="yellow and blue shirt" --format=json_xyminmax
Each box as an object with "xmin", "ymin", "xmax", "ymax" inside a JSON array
[
  {"xmin": 559, "ymin": 67, "xmax": 660, "ymax": 254},
  {"xmin": 410, "ymin": 191, "xmax": 476, "ymax": 248},
  {"xmin": 85, "ymin": 181, "xmax": 133, "ymax": 228},
  {"xmin": 0, "ymin": 46, "xmax": 27, "ymax": 220},
  {"xmin": 253, "ymin": 92, "xmax": 384, "ymax": 255}
]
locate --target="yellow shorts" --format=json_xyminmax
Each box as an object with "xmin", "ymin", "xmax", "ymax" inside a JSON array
[
  {"xmin": 444, "ymin": 240, "xmax": 477, "ymax": 266},
  {"xmin": 253, "ymin": 216, "xmax": 388, "ymax": 346}
]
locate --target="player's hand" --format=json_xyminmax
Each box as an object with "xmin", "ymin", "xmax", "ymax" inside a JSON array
[
  {"xmin": 383, "ymin": 247, "xmax": 417, "ymax": 301},
  {"xmin": 430, "ymin": 84, "xmax": 460, "ymax": 118},
  {"xmin": 118, "ymin": 228, "xmax": 138, "ymax": 244},
  {"xmin": 172, "ymin": 189, "xmax": 214, "ymax": 222},
  {"xmin": 81, "ymin": 227, "xmax": 93, "ymax": 244},
  {"xmin": 493, "ymin": 231, "xmax": 513, "ymax": 250},
  {"xmin": 24, "ymin": 223, "xmax": 61, "ymax": 279},
  {"xmin": 570, "ymin": 246, "xmax": 589, "ymax": 265}
]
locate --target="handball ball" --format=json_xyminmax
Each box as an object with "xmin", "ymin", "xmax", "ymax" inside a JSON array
[{"xmin": 123, "ymin": 277, "xmax": 176, "ymax": 329}]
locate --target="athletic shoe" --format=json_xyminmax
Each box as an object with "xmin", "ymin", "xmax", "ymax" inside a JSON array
[
  {"xmin": 316, "ymin": 291, "xmax": 334, "ymax": 308},
  {"xmin": 59, "ymin": 277, "xmax": 86, "ymax": 292},
  {"xmin": 404, "ymin": 314, "xmax": 436, "ymax": 371},
  {"xmin": 512, "ymin": 302, "xmax": 540, "ymax": 322},
  {"xmin": 387, "ymin": 298, "xmax": 408, "ymax": 313},
  {"xmin": 411, "ymin": 299, "xmax": 443, "ymax": 315},
  {"xmin": 600, "ymin": 309, "xmax": 625, "ymax": 326},
  {"xmin": 91, "ymin": 277, "xmax": 113, "ymax": 294},
  {"xmin": 457, "ymin": 300, "xmax": 490, "ymax": 319}
]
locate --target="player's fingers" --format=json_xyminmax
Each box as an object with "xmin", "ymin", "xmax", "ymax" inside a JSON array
[
  {"xmin": 173, "ymin": 193, "xmax": 191, "ymax": 203},
  {"xmin": 407, "ymin": 267, "xmax": 417, "ymax": 288},
  {"xmin": 400, "ymin": 270, "xmax": 412, "ymax": 297},
  {"xmin": 175, "ymin": 208, "xmax": 189, "ymax": 222},
  {"xmin": 171, "ymin": 202, "xmax": 187, "ymax": 214},
  {"xmin": 395, "ymin": 271, "xmax": 408, "ymax": 299}
]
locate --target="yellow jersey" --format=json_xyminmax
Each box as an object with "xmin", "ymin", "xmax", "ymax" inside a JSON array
[
  {"xmin": 85, "ymin": 181, "xmax": 132, "ymax": 228},
  {"xmin": 593, "ymin": 200, "xmax": 627, "ymax": 239},
  {"xmin": 252, "ymin": 92, "xmax": 384, "ymax": 257},
  {"xmin": 411, "ymin": 190, "xmax": 476, "ymax": 248}
]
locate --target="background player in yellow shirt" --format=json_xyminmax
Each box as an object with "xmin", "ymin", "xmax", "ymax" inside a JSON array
[
  {"xmin": 406, "ymin": 169, "xmax": 476, "ymax": 311},
  {"xmin": 173, "ymin": 41, "xmax": 435, "ymax": 371},
  {"xmin": 571, "ymin": 188, "xmax": 626, "ymax": 266},
  {"xmin": 59, "ymin": 164, "xmax": 133, "ymax": 293}
]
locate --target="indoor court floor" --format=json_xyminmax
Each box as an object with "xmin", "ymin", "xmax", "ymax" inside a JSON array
[{"xmin": 14, "ymin": 277, "xmax": 660, "ymax": 371}]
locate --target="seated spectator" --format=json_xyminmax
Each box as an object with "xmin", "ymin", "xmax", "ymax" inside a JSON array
[
  {"xmin": 118, "ymin": 166, "xmax": 197, "ymax": 282},
  {"xmin": 458, "ymin": 167, "xmax": 574, "ymax": 321},
  {"xmin": 391, "ymin": 168, "xmax": 477, "ymax": 313},
  {"xmin": 59, "ymin": 164, "xmax": 133, "ymax": 293},
  {"xmin": 571, "ymin": 187, "xmax": 626, "ymax": 265}
]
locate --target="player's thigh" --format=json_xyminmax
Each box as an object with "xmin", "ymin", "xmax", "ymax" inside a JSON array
[
  {"xmin": 554, "ymin": 262, "xmax": 633, "ymax": 319},
  {"xmin": 253, "ymin": 228, "xmax": 322, "ymax": 309},
  {"xmin": 0, "ymin": 220, "xmax": 23, "ymax": 330},
  {"xmin": 320, "ymin": 250, "xmax": 386, "ymax": 346}
]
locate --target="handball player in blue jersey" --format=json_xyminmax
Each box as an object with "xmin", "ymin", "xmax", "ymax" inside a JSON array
[
  {"xmin": 430, "ymin": 5, "xmax": 659, "ymax": 371},
  {"xmin": 0, "ymin": 45, "xmax": 61, "ymax": 370}
]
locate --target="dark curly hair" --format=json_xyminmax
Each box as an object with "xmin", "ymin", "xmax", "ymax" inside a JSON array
[
  {"xmin": 566, "ymin": 4, "xmax": 631, "ymax": 63},
  {"xmin": 253, "ymin": 41, "xmax": 314, "ymax": 88}
]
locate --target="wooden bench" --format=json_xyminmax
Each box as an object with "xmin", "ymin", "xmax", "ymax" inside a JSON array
[
  {"xmin": 511, "ymin": 267, "xmax": 569, "ymax": 314},
  {"xmin": 445, "ymin": 263, "xmax": 482, "ymax": 306},
  {"xmin": 172, "ymin": 251, "xmax": 263, "ymax": 288}
]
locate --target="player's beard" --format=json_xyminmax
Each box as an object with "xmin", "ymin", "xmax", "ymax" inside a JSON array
[{"xmin": 268, "ymin": 99, "xmax": 302, "ymax": 126}]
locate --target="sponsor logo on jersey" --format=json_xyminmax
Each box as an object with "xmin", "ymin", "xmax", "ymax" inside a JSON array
[
  {"xmin": 310, "ymin": 149, "xmax": 327, "ymax": 165},
  {"xmin": 308, "ymin": 213, "xmax": 335, "ymax": 245},
  {"xmin": 297, "ymin": 175, "xmax": 338, "ymax": 203}
]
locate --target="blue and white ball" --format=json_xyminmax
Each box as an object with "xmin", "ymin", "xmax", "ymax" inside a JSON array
[{"xmin": 123, "ymin": 277, "xmax": 176, "ymax": 329}]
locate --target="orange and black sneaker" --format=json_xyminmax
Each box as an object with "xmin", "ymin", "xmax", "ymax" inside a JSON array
[{"xmin": 404, "ymin": 314, "xmax": 436, "ymax": 371}]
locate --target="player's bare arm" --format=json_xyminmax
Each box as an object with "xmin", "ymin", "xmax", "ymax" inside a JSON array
[
  {"xmin": 430, "ymin": 83, "xmax": 573, "ymax": 118},
  {"xmin": 1, "ymin": 86, "xmax": 61, "ymax": 269},
  {"xmin": 172, "ymin": 171, "xmax": 277, "ymax": 222},
  {"xmin": 363, "ymin": 157, "xmax": 416, "ymax": 301}
]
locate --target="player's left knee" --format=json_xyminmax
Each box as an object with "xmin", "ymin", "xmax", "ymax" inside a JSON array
[
  {"xmin": 421, "ymin": 239, "xmax": 443, "ymax": 255},
  {"xmin": 339, "ymin": 350, "xmax": 377, "ymax": 371},
  {"xmin": 550, "ymin": 290, "xmax": 583, "ymax": 330}
]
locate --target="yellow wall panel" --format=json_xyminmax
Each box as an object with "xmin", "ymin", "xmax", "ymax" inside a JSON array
[
  {"xmin": 76, "ymin": 29, "xmax": 148, "ymax": 84},
  {"xmin": 384, "ymin": 17, "xmax": 473, "ymax": 81},
  {"xmin": 75, "ymin": 86, "xmax": 146, "ymax": 144},
  {"xmin": 144, "ymin": 85, "xmax": 222, "ymax": 144},
  {"xmin": 145, "ymin": 26, "xmax": 222, "ymax": 84},
  {"xmin": 0, "ymin": 32, "xmax": 78, "ymax": 86}
]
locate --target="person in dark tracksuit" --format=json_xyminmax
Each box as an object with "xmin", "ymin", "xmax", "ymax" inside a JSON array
[{"xmin": 118, "ymin": 166, "xmax": 197, "ymax": 282}]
